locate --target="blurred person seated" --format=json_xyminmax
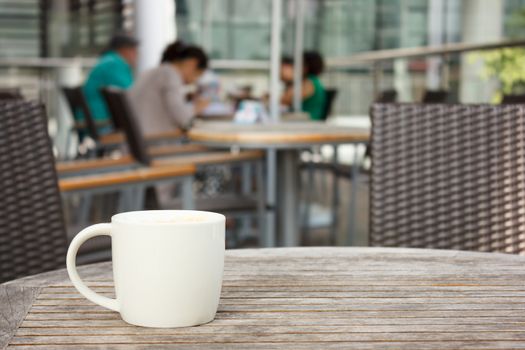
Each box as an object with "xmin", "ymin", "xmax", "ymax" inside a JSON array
[
  {"xmin": 280, "ymin": 51, "xmax": 327, "ymax": 120},
  {"xmin": 83, "ymin": 33, "xmax": 138, "ymax": 133},
  {"xmin": 128, "ymin": 41, "xmax": 209, "ymax": 135}
]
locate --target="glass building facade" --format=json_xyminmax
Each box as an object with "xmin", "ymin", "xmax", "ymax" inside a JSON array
[{"xmin": 174, "ymin": 0, "xmax": 464, "ymax": 60}]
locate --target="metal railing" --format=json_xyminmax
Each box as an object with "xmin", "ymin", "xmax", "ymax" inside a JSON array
[
  {"xmin": 1, "ymin": 37, "xmax": 524, "ymax": 70},
  {"xmin": 0, "ymin": 37, "xmax": 524, "ymax": 154}
]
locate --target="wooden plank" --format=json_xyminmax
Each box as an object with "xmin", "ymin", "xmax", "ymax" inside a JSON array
[
  {"xmin": 56, "ymin": 147, "xmax": 257, "ymax": 175},
  {"xmin": 8, "ymin": 331, "xmax": 525, "ymax": 344},
  {"xmin": 7, "ymin": 342, "xmax": 525, "ymax": 350},
  {"xmin": 13, "ymin": 324, "xmax": 525, "ymax": 336},
  {"xmin": 34, "ymin": 291, "xmax": 525, "ymax": 300},
  {"xmin": 99, "ymin": 129, "xmax": 184, "ymax": 146},
  {"xmin": 27, "ymin": 303, "xmax": 525, "ymax": 313},
  {"xmin": 19, "ymin": 316, "xmax": 525, "ymax": 328},
  {"xmin": 99, "ymin": 132, "xmax": 125, "ymax": 145},
  {"xmin": 56, "ymin": 156, "xmax": 135, "ymax": 174},
  {"xmin": 0, "ymin": 286, "xmax": 40, "ymax": 350},
  {"xmin": 31, "ymin": 296, "xmax": 525, "ymax": 307},
  {"xmin": 152, "ymin": 150, "xmax": 264, "ymax": 167},
  {"xmin": 21, "ymin": 309, "xmax": 525, "ymax": 321},
  {"xmin": 58, "ymin": 164, "xmax": 195, "ymax": 192}
]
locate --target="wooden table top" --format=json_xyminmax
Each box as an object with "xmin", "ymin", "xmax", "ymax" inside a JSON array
[
  {"xmin": 188, "ymin": 121, "xmax": 369, "ymax": 148},
  {"xmin": 2, "ymin": 247, "xmax": 525, "ymax": 349}
]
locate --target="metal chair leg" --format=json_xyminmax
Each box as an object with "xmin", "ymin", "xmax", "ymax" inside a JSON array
[
  {"xmin": 255, "ymin": 160, "xmax": 269, "ymax": 247},
  {"xmin": 329, "ymin": 145, "xmax": 339, "ymax": 245},
  {"xmin": 181, "ymin": 176, "xmax": 195, "ymax": 210},
  {"xmin": 77, "ymin": 194, "xmax": 92, "ymax": 227},
  {"xmin": 302, "ymin": 160, "xmax": 315, "ymax": 245},
  {"xmin": 265, "ymin": 150, "xmax": 276, "ymax": 247},
  {"xmin": 347, "ymin": 143, "xmax": 361, "ymax": 246},
  {"xmin": 239, "ymin": 163, "xmax": 253, "ymax": 241}
]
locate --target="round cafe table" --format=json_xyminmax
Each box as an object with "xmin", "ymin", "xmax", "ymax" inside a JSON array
[
  {"xmin": 188, "ymin": 121, "xmax": 369, "ymax": 247},
  {"xmin": 2, "ymin": 247, "xmax": 525, "ymax": 349}
]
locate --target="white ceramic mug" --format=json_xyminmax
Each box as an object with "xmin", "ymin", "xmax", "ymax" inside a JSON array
[{"xmin": 66, "ymin": 210, "xmax": 225, "ymax": 328}]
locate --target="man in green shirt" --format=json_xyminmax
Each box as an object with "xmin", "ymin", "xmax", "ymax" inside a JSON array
[{"xmin": 83, "ymin": 33, "xmax": 138, "ymax": 133}]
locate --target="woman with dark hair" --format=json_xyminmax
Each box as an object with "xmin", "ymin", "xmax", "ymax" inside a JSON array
[
  {"xmin": 280, "ymin": 51, "xmax": 326, "ymax": 120},
  {"xmin": 128, "ymin": 41, "xmax": 209, "ymax": 134}
]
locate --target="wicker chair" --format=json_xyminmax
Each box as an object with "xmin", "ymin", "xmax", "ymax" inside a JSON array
[
  {"xmin": 376, "ymin": 89, "xmax": 397, "ymax": 103},
  {"xmin": 0, "ymin": 101, "xmax": 68, "ymax": 282},
  {"xmin": 62, "ymin": 86, "xmax": 101, "ymax": 142},
  {"xmin": 370, "ymin": 103, "xmax": 525, "ymax": 254},
  {"xmin": 100, "ymin": 87, "xmax": 151, "ymax": 165},
  {"xmin": 422, "ymin": 90, "xmax": 449, "ymax": 104},
  {"xmin": 0, "ymin": 88, "xmax": 23, "ymax": 100},
  {"xmin": 501, "ymin": 94, "xmax": 525, "ymax": 104},
  {"xmin": 321, "ymin": 89, "xmax": 338, "ymax": 120}
]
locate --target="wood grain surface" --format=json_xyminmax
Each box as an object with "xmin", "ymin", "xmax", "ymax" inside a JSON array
[
  {"xmin": 56, "ymin": 156, "xmax": 136, "ymax": 174},
  {"xmin": 152, "ymin": 150, "xmax": 264, "ymax": 167},
  {"xmin": 188, "ymin": 122, "xmax": 369, "ymax": 146},
  {"xmin": 2, "ymin": 247, "xmax": 525, "ymax": 349},
  {"xmin": 58, "ymin": 164, "xmax": 195, "ymax": 192},
  {"xmin": 56, "ymin": 145, "xmax": 242, "ymax": 174},
  {"xmin": 99, "ymin": 129, "xmax": 184, "ymax": 146}
]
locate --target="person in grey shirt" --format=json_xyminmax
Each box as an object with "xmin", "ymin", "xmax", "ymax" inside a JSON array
[{"xmin": 128, "ymin": 41, "xmax": 209, "ymax": 135}]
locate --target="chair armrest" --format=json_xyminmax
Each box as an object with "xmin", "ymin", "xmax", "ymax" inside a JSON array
[{"xmin": 59, "ymin": 164, "xmax": 195, "ymax": 192}]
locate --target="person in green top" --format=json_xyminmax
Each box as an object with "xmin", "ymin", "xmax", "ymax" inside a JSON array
[
  {"xmin": 280, "ymin": 51, "xmax": 327, "ymax": 120},
  {"xmin": 82, "ymin": 33, "xmax": 138, "ymax": 133}
]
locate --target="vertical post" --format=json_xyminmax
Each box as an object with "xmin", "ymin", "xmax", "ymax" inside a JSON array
[
  {"xmin": 266, "ymin": 149, "xmax": 277, "ymax": 246},
  {"xmin": 372, "ymin": 62, "xmax": 382, "ymax": 100},
  {"xmin": 56, "ymin": 62, "xmax": 83, "ymax": 159},
  {"xmin": 329, "ymin": 145, "xmax": 339, "ymax": 245},
  {"xmin": 267, "ymin": 0, "xmax": 281, "ymax": 246},
  {"xmin": 460, "ymin": 0, "xmax": 503, "ymax": 103},
  {"xmin": 239, "ymin": 163, "xmax": 252, "ymax": 240},
  {"xmin": 269, "ymin": 0, "xmax": 282, "ymax": 122},
  {"xmin": 279, "ymin": 150, "xmax": 300, "ymax": 247},
  {"xmin": 347, "ymin": 142, "xmax": 360, "ymax": 246},
  {"xmin": 427, "ymin": 0, "xmax": 444, "ymax": 90},
  {"xmin": 292, "ymin": 0, "xmax": 304, "ymax": 112},
  {"xmin": 181, "ymin": 177, "xmax": 195, "ymax": 210},
  {"xmin": 255, "ymin": 161, "xmax": 269, "ymax": 247},
  {"xmin": 441, "ymin": 54, "xmax": 450, "ymax": 90},
  {"xmin": 202, "ymin": 0, "xmax": 212, "ymax": 51},
  {"xmin": 39, "ymin": 0, "xmax": 50, "ymax": 58},
  {"xmin": 134, "ymin": 0, "xmax": 177, "ymax": 73}
]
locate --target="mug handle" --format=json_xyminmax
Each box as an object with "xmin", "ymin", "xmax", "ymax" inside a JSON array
[{"xmin": 66, "ymin": 223, "xmax": 119, "ymax": 312}]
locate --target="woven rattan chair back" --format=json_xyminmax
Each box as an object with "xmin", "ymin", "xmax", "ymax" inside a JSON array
[
  {"xmin": 321, "ymin": 89, "xmax": 338, "ymax": 120},
  {"xmin": 376, "ymin": 89, "xmax": 398, "ymax": 103},
  {"xmin": 0, "ymin": 101, "xmax": 68, "ymax": 282},
  {"xmin": 422, "ymin": 90, "xmax": 449, "ymax": 104},
  {"xmin": 370, "ymin": 103, "xmax": 525, "ymax": 254},
  {"xmin": 0, "ymin": 88, "xmax": 23, "ymax": 100},
  {"xmin": 101, "ymin": 87, "xmax": 151, "ymax": 165},
  {"xmin": 501, "ymin": 94, "xmax": 525, "ymax": 104},
  {"xmin": 62, "ymin": 86, "xmax": 100, "ymax": 141}
]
